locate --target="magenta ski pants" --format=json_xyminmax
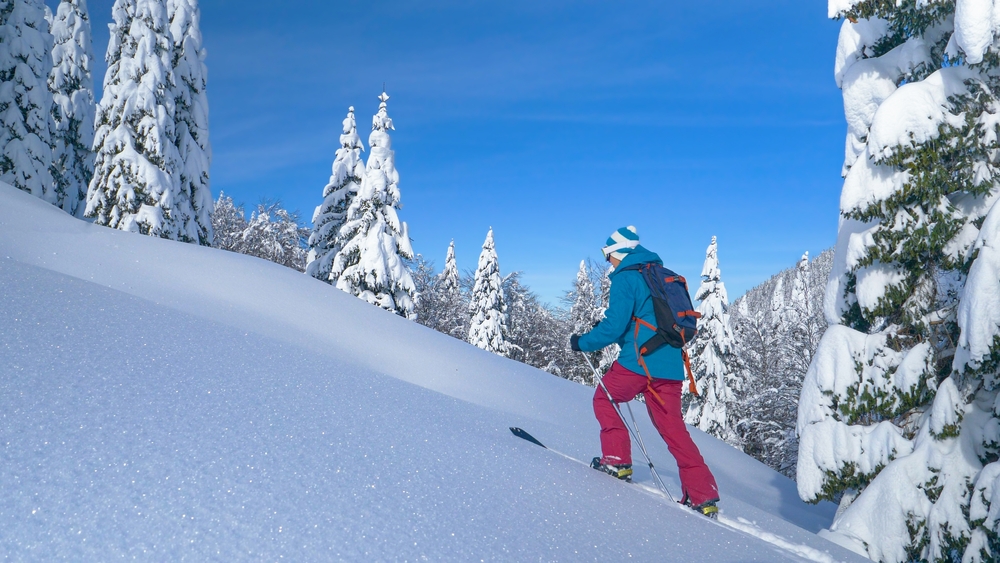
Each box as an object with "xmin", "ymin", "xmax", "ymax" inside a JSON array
[{"xmin": 593, "ymin": 361, "xmax": 720, "ymax": 506}]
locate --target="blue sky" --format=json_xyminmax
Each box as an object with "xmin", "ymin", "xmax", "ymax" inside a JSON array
[{"xmin": 67, "ymin": 0, "xmax": 845, "ymax": 304}]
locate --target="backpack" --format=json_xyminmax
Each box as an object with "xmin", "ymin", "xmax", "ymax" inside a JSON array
[{"xmin": 620, "ymin": 262, "xmax": 701, "ymax": 396}]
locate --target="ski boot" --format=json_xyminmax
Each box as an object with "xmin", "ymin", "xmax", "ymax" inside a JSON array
[
  {"xmin": 684, "ymin": 498, "xmax": 719, "ymax": 520},
  {"xmin": 591, "ymin": 457, "xmax": 633, "ymax": 483}
]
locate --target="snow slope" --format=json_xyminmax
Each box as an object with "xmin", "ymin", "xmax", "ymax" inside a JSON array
[{"xmin": 0, "ymin": 183, "xmax": 865, "ymax": 561}]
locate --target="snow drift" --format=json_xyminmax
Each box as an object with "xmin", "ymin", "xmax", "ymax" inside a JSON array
[{"xmin": 0, "ymin": 183, "xmax": 864, "ymax": 561}]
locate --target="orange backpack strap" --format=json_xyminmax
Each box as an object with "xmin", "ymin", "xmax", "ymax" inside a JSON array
[
  {"xmin": 678, "ymin": 327, "xmax": 699, "ymax": 396},
  {"xmin": 682, "ymin": 346, "xmax": 699, "ymax": 396},
  {"xmin": 632, "ymin": 316, "xmax": 665, "ymax": 405}
]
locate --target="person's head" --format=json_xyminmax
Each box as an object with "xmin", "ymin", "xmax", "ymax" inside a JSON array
[{"xmin": 602, "ymin": 226, "xmax": 639, "ymax": 267}]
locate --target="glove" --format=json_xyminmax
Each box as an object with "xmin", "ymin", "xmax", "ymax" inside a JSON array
[{"xmin": 570, "ymin": 334, "xmax": 582, "ymax": 352}]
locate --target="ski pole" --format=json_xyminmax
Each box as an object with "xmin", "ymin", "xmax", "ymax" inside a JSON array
[{"xmin": 581, "ymin": 353, "xmax": 675, "ymax": 502}]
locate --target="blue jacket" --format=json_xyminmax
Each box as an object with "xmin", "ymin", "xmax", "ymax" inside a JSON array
[{"xmin": 577, "ymin": 246, "xmax": 685, "ymax": 381}]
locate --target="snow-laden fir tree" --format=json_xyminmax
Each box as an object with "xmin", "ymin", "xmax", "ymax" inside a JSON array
[
  {"xmin": 209, "ymin": 192, "xmax": 308, "ymax": 271},
  {"xmin": 504, "ymin": 271, "xmax": 566, "ymax": 374},
  {"xmin": 729, "ymin": 249, "xmax": 831, "ymax": 478},
  {"xmin": 307, "ymin": 106, "xmax": 364, "ymax": 284},
  {"xmin": 241, "ymin": 202, "xmax": 307, "ymax": 271},
  {"xmin": 596, "ymin": 261, "xmax": 620, "ymax": 375},
  {"xmin": 331, "ymin": 91, "xmax": 416, "ymax": 319},
  {"xmin": 210, "ymin": 191, "xmax": 245, "ymax": 253},
  {"xmin": 797, "ymin": 3, "xmax": 1000, "ymax": 561},
  {"xmin": 468, "ymin": 228, "xmax": 510, "ymax": 356},
  {"xmin": 567, "ymin": 260, "xmax": 603, "ymax": 384},
  {"xmin": 435, "ymin": 240, "xmax": 467, "ymax": 337},
  {"xmin": 785, "ymin": 252, "xmax": 820, "ymax": 377},
  {"xmin": 412, "ymin": 242, "xmax": 467, "ymax": 338},
  {"xmin": 167, "ymin": 0, "xmax": 212, "ymax": 245},
  {"xmin": 684, "ymin": 236, "xmax": 739, "ymax": 446},
  {"xmin": 86, "ymin": 0, "xmax": 193, "ymax": 240},
  {"xmin": 47, "ymin": 0, "xmax": 94, "ymax": 217},
  {"xmin": 0, "ymin": 0, "xmax": 55, "ymax": 203}
]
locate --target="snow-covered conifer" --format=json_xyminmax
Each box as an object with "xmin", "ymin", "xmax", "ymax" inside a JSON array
[
  {"xmin": 569, "ymin": 260, "xmax": 601, "ymax": 335},
  {"xmin": 797, "ymin": 4, "xmax": 1000, "ymax": 560},
  {"xmin": 468, "ymin": 228, "xmax": 510, "ymax": 356},
  {"xmin": 596, "ymin": 262, "xmax": 619, "ymax": 375},
  {"xmin": 436, "ymin": 240, "xmax": 467, "ymax": 337},
  {"xmin": 785, "ymin": 252, "xmax": 819, "ymax": 376},
  {"xmin": 331, "ymin": 91, "xmax": 416, "ymax": 319},
  {"xmin": 684, "ymin": 237, "xmax": 738, "ymax": 446},
  {"xmin": 504, "ymin": 271, "xmax": 566, "ymax": 374},
  {"xmin": 0, "ymin": 0, "xmax": 55, "ymax": 202},
  {"xmin": 307, "ymin": 106, "xmax": 364, "ymax": 284},
  {"xmin": 566, "ymin": 260, "xmax": 603, "ymax": 384},
  {"xmin": 210, "ymin": 191, "xmax": 246, "ymax": 253},
  {"xmin": 210, "ymin": 193, "xmax": 307, "ymax": 271},
  {"xmin": 47, "ymin": 0, "xmax": 94, "ymax": 217},
  {"xmin": 241, "ymin": 202, "xmax": 307, "ymax": 271},
  {"xmin": 87, "ymin": 0, "xmax": 200, "ymax": 242},
  {"xmin": 167, "ymin": 0, "xmax": 211, "ymax": 245}
]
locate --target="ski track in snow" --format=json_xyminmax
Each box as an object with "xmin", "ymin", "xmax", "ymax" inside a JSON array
[{"xmin": 511, "ymin": 429, "xmax": 848, "ymax": 563}]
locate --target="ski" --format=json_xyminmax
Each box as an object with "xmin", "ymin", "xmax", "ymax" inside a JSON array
[
  {"xmin": 510, "ymin": 427, "xmax": 545, "ymax": 448},
  {"xmin": 508, "ymin": 427, "xmax": 845, "ymax": 563}
]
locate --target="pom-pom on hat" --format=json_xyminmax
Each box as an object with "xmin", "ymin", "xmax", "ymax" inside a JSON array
[{"xmin": 602, "ymin": 226, "xmax": 639, "ymax": 261}]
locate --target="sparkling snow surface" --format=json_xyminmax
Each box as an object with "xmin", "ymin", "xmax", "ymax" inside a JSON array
[{"xmin": 0, "ymin": 184, "xmax": 866, "ymax": 561}]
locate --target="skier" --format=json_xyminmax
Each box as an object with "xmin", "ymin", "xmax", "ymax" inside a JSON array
[{"xmin": 570, "ymin": 226, "xmax": 720, "ymax": 518}]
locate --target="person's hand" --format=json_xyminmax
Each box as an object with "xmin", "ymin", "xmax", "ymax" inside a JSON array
[{"xmin": 570, "ymin": 334, "xmax": 582, "ymax": 352}]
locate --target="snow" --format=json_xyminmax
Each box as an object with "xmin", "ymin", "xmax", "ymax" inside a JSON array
[
  {"xmin": 867, "ymin": 66, "xmax": 974, "ymax": 161},
  {"xmin": 467, "ymin": 228, "xmax": 511, "ymax": 356},
  {"xmin": 821, "ymin": 379, "xmax": 987, "ymax": 563},
  {"xmin": 834, "ymin": 18, "xmax": 888, "ymax": 88},
  {"xmin": 797, "ymin": 326, "xmax": 926, "ymax": 501},
  {"xmin": 828, "ymin": 0, "xmax": 861, "ymax": 19},
  {"xmin": 953, "ymin": 0, "xmax": 999, "ymax": 64},
  {"xmin": 0, "ymin": 0, "xmax": 55, "ymax": 202},
  {"xmin": 838, "ymin": 33, "xmax": 932, "ymax": 173},
  {"xmin": 854, "ymin": 261, "xmax": 907, "ymax": 313},
  {"xmin": 687, "ymin": 236, "xmax": 737, "ymax": 443},
  {"xmin": 48, "ymin": 0, "xmax": 96, "ymax": 218},
  {"xmin": 840, "ymin": 148, "xmax": 909, "ymax": 216},
  {"xmin": 825, "ymin": 217, "xmax": 868, "ymax": 323},
  {"xmin": 0, "ymin": 183, "xmax": 866, "ymax": 561},
  {"xmin": 332, "ymin": 93, "xmax": 415, "ymax": 318},
  {"xmin": 956, "ymin": 198, "xmax": 1000, "ymax": 380}
]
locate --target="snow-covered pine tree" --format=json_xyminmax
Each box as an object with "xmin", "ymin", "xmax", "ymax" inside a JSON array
[
  {"xmin": 436, "ymin": 240, "xmax": 467, "ymax": 337},
  {"xmin": 595, "ymin": 261, "xmax": 619, "ymax": 375},
  {"xmin": 331, "ymin": 91, "xmax": 416, "ymax": 319},
  {"xmin": 47, "ymin": 0, "xmax": 94, "ymax": 217},
  {"xmin": 468, "ymin": 228, "xmax": 510, "ymax": 356},
  {"xmin": 241, "ymin": 202, "xmax": 307, "ymax": 271},
  {"xmin": 684, "ymin": 236, "xmax": 739, "ymax": 446},
  {"xmin": 797, "ymin": 4, "xmax": 1000, "ymax": 561},
  {"xmin": 785, "ymin": 252, "xmax": 818, "ymax": 377},
  {"xmin": 504, "ymin": 271, "xmax": 567, "ymax": 374},
  {"xmin": 0, "ymin": 0, "xmax": 55, "ymax": 203},
  {"xmin": 566, "ymin": 260, "xmax": 603, "ymax": 384},
  {"xmin": 410, "ymin": 253, "xmax": 437, "ymax": 323},
  {"xmin": 86, "ymin": 0, "xmax": 190, "ymax": 240},
  {"xmin": 729, "ymin": 249, "xmax": 831, "ymax": 478},
  {"xmin": 210, "ymin": 191, "xmax": 246, "ymax": 253},
  {"xmin": 307, "ymin": 106, "xmax": 364, "ymax": 284},
  {"xmin": 167, "ymin": 0, "xmax": 212, "ymax": 245}
]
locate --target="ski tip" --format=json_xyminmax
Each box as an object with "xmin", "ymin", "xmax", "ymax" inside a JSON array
[{"xmin": 509, "ymin": 427, "xmax": 546, "ymax": 448}]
